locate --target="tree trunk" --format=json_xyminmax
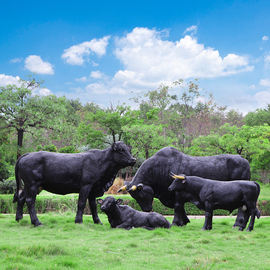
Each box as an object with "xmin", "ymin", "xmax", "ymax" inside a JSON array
[
  {"xmin": 145, "ymin": 148, "xmax": 149, "ymax": 160},
  {"xmin": 17, "ymin": 128, "xmax": 24, "ymax": 159}
]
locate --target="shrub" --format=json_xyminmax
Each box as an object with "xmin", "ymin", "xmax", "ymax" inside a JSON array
[
  {"xmin": 58, "ymin": 146, "xmax": 79, "ymax": 153},
  {"xmin": 1, "ymin": 194, "xmax": 269, "ymax": 216},
  {"xmin": 0, "ymin": 179, "xmax": 16, "ymax": 194},
  {"xmin": 36, "ymin": 144, "xmax": 57, "ymax": 152}
]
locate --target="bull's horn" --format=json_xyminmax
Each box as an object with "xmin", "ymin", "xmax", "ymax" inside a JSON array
[
  {"xmin": 117, "ymin": 186, "xmax": 127, "ymax": 193},
  {"xmin": 128, "ymin": 185, "xmax": 137, "ymax": 192},
  {"xmin": 170, "ymin": 172, "xmax": 185, "ymax": 180}
]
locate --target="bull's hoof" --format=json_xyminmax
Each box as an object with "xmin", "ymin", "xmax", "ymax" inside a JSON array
[
  {"xmin": 94, "ymin": 221, "xmax": 103, "ymax": 225},
  {"xmin": 172, "ymin": 222, "xmax": 185, "ymax": 227},
  {"xmin": 34, "ymin": 221, "xmax": 43, "ymax": 227},
  {"xmin": 16, "ymin": 216, "xmax": 23, "ymax": 222},
  {"xmin": 238, "ymin": 227, "xmax": 244, "ymax": 231},
  {"xmin": 75, "ymin": 220, "xmax": 83, "ymax": 224}
]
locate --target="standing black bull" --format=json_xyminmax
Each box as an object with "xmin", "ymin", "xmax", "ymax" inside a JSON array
[
  {"xmin": 118, "ymin": 147, "xmax": 250, "ymax": 227},
  {"xmin": 168, "ymin": 173, "xmax": 260, "ymax": 231},
  {"xmin": 13, "ymin": 142, "xmax": 136, "ymax": 226}
]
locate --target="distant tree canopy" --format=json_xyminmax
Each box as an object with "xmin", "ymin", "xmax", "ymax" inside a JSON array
[
  {"xmin": 2, "ymin": 76, "xmax": 270, "ymax": 182},
  {"xmin": 188, "ymin": 123, "xmax": 270, "ymax": 172},
  {"xmin": 0, "ymin": 77, "xmax": 78, "ymax": 158}
]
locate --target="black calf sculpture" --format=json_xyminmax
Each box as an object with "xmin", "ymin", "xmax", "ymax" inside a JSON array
[
  {"xmin": 97, "ymin": 196, "xmax": 171, "ymax": 230},
  {"xmin": 168, "ymin": 173, "xmax": 260, "ymax": 232}
]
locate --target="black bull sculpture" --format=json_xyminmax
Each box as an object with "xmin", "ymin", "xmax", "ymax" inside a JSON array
[
  {"xmin": 13, "ymin": 142, "xmax": 136, "ymax": 226},
  {"xmin": 118, "ymin": 147, "xmax": 251, "ymax": 227}
]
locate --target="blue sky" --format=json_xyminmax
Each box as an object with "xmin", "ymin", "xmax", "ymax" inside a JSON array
[{"xmin": 1, "ymin": 0, "xmax": 270, "ymax": 114}]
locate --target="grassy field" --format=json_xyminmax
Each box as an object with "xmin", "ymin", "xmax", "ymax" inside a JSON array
[{"xmin": 0, "ymin": 212, "xmax": 269, "ymax": 270}]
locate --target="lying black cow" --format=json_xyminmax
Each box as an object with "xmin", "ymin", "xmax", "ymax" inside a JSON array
[
  {"xmin": 13, "ymin": 142, "xmax": 136, "ymax": 226},
  {"xmin": 118, "ymin": 147, "xmax": 251, "ymax": 227},
  {"xmin": 97, "ymin": 196, "xmax": 171, "ymax": 230},
  {"xmin": 168, "ymin": 173, "xmax": 260, "ymax": 231}
]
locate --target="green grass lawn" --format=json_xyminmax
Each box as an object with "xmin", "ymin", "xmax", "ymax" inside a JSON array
[{"xmin": 0, "ymin": 212, "xmax": 269, "ymax": 270}]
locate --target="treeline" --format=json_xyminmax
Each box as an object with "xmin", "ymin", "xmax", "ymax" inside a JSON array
[{"xmin": 1, "ymin": 77, "xmax": 270, "ymax": 191}]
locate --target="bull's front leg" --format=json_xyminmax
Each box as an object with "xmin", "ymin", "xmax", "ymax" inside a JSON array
[
  {"xmin": 232, "ymin": 207, "xmax": 245, "ymax": 228},
  {"xmin": 202, "ymin": 201, "xmax": 213, "ymax": 230},
  {"xmin": 88, "ymin": 196, "xmax": 102, "ymax": 225},
  {"xmin": 172, "ymin": 192, "xmax": 190, "ymax": 226},
  {"xmin": 75, "ymin": 184, "xmax": 92, "ymax": 224}
]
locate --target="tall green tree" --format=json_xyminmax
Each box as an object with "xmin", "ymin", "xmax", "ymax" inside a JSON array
[
  {"xmin": 123, "ymin": 124, "xmax": 176, "ymax": 159},
  {"xmin": 188, "ymin": 123, "xmax": 270, "ymax": 171},
  {"xmin": 244, "ymin": 104, "xmax": 270, "ymax": 126},
  {"xmin": 0, "ymin": 131, "xmax": 11, "ymax": 181},
  {"xmin": 78, "ymin": 105, "xmax": 141, "ymax": 149},
  {"xmin": 0, "ymin": 77, "xmax": 70, "ymax": 158}
]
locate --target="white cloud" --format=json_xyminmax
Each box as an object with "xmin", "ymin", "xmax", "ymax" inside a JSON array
[
  {"xmin": 0, "ymin": 74, "xmax": 52, "ymax": 96},
  {"xmin": 0, "ymin": 74, "xmax": 21, "ymax": 86},
  {"xmin": 264, "ymin": 53, "xmax": 270, "ymax": 68},
  {"xmin": 10, "ymin": 58, "xmax": 21, "ymax": 63},
  {"xmin": 183, "ymin": 25, "xmax": 197, "ymax": 35},
  {"xmin": 75, "ymin": 76, "xmax": 87, "ymax": 82},
  {"xmin": 32, "ymin": 87, "xmax": 52, "ymax": 96},
  {"xmin": 85, "ymin": 82, "xmax": 127, "ymax": 95},
  {"xmin": 61, "ymin": 36, "xmax": 110, "ymax": 65},
  {"xmin": 254, "ymin": 90, "xmax": 270, "ymax": 108},
  {"xmin": 113, "ymin": 27, "xmax": 253, "ymax": 88},
  {"xmin": 25, "ymin": 55, "xmax": 54, "ymax": 74},
  {"xmin": 262, "ymin": 36, "xmax": 269, "ymax": 41},
  {"xmin": 90, "ymin": 70, "xmax": 103, "ymax": 79},
  {"xmin": 259, "ymin": 78, "xmax": 270, "ymax": 87}
]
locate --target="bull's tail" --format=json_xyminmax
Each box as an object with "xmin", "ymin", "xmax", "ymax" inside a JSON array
[
  {"xmin": 13, "ymin": 153, "xmax": 28, "ymax": 203},
  {"xmin": 254, "ymin": 181, "xmax": 261, "ymax": 219}
]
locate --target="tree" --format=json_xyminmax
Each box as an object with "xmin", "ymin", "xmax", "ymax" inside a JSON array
[
  {"xmin": 123, "ymin": 124, "xmax": 176, "ymax": 159},
  {"xmin": 0, "ymin": 131, "xmax": 11, "ymax": 181},
  {"xmin": 188, "ymin": 123, "xmax": 270, "ymax": 170},
  {"xmin": 244, "ymin": 104, "xmax": 270, "ymax": 126},
  {"xmin": 78, "ymin": 105, "xmax": 141, "ymax": 149},
  {"xmin": 0, "ymin": 77, "xmax": 70, "ymax": 158}
]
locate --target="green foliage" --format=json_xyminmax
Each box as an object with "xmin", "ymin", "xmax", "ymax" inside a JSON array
[
  {"xmin": 0, "ymin": 132, "xmax": 11, "ymax": 181},
  {"xmin": 36, "ymin": 144, "xmax": 57, "ymax": 152},
  {"xmin": 78, "ymin": 105, "xmax": 140, "ymax": 148},
  {"xmin": 123, "ymin": 124, "xmax": 176, "ymax": 159},
  {"xmin": 0, "ymin": 179, "xmax": 16, "ymax": 194},
  {"xmin": 0, "ymin": 77, "xmax": 78, "ymax": 157},
  {"xmin": 188, "ymin": 124, "xmax": 270, "ymax": 173},
  {"xmin": 244, "ymin": 104, "xmax": 270, "ymax": 126},
  {"xmin": 59, "ymin": 145, "xmax": 79, "ymax": 153},
  {"xmin": 43, "ymin": 144, "xmax": 58, "ymax": 152},
  {"xmin": 2, "ymin": 188, "xmax": 270, "ymax": 215}
]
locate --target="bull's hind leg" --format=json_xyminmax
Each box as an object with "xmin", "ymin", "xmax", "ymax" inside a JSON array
[
  {"xmin": 246, "ymin": 203, "xmax": 259, "ymax": 232},
  {"xmin": 88, "ymin": 196, "xmax": 102, "ymax": 224},
  {"xmin": 25, "ymin": 187, "xmax": 42, "ymax": 227},
  {"xmin": 15, "ymin": 189, "xmax": 26, "ymax": 222}
]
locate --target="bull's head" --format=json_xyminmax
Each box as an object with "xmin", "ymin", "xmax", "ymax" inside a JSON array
[
  {"xmin": 168, "ymin": 172, "xmax": 186, "ymax": 192},
  {"xmin": 112, "ymin": 142, "xmax": 136, "ymax": 166},
  {"xmin": 118, "ymin": 182, "xmax": 154, "ymax": 212}
]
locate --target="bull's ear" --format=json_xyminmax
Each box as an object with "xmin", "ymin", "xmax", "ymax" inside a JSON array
[
  {"xmin": 97, "ymin": 199, "xmax": 104, "ymax": 205},
  {"xmin": 116, "ymin": 199, "xmax": 123, "ymax": 205},
  {"xmin": 128, "ymin": 145, "xmax": 132, "ymax": 151},
  {"xmin": 112, "ymin": 142, "xmax": 117, "ymax": 151}
]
